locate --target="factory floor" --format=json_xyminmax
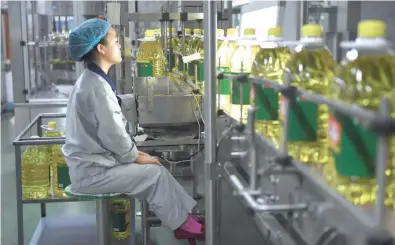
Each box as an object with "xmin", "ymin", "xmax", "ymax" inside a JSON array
[{"xmin": 1, "ymin": 112, "xmax": 263, "ymax": 245}]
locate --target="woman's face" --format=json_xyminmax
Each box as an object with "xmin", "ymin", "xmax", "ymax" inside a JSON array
[{"xmin": 99, "ymin": 27, "xmax": 122, "ymax": 64}]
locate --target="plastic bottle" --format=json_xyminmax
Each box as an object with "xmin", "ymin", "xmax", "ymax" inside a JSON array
[
  {"xmin": 251, "ymin": 27, "xmax": 291, "ymax": 148},
  {"xmin": 111, "ymin": 200, "xmax": 131, "ymax": 240},
  {"xmin": 136, "ymin": 29, "xmax": 165, "ymax": 77},
  {"xmin": 176, "ymin": 28, "xmax": 192, "ymax": 73},
  {"xmin": 43, "ymin": 121, "xmax": 70, "ymax": 198},
  {"xmin": 217, "ymin": 28, "xmax": 238, "ymax": 113},
  {"xmin": 21, "ymin": 136, "xmax": 50, "ymax": 199},
  {"xmin": 280, "ymin": 24, "xmax": 335, "ymax": 165},
  {"xmin": 326, "ymin": 20, "xmax": 395, "ymax": 206},
  {"xmin": 229, "ymin": 28, "xmax": 260, "ymax": 123}
]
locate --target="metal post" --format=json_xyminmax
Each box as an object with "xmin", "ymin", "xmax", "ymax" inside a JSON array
[
  {"xmin": 203, "ymin": 2, "xmax": 218, "ymax": 245},
  {"xmin": 247, "ymin": 107, "xmax": 258, "ymax": 190},
  {"xmin": 375, "ymin": 98, "xmax": 391, "ymax": 226},
  {"xmin": 96, "ymin": 199, "xmax": 111, "ymax": 245},
  {"xmin": 15, "ymin": 145, "xmax": 24, "ymax": 245},
  {"xmin": 190, "ymin": 148, "xmax": 198, "ymax": 199},
  {"xmin": 141, "ymin": 200, "xmax": 150, "ymax": 245}
]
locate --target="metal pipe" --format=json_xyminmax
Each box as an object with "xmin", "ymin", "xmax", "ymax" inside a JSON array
[
  {"xmin": 230, "ymin": 175, "xmax": 308, "ymax": 212},
  {"xmin": 96, "ymin": 199, "xmax": 111, "ymax": 245},
  {"xmin": 246, "ymin": 107, "xmax": 258, "ymax": 190},
  {"xmin": 375, "ymin": 98, "xmax": 391, "ymax": 226},
  {"xmin": 203, "ymin": 2, "xmax": 218, "ymax": 245},
  {"xmin": 142, "ymin": 201, "xmax": 150, "ymax": 245},
  {"xmin": 129, "ymin": 198, "xmax": 136, "ymax": 245},
  {"xmin": 248, "ymin": 76, "xmax": 386, "ymax": 131},
  {"xmin": 190, "ymin": 148, "xmax": 198, "ymax": 199},
  {"xmin": 181, "ymin": 19, "xmax": 186, "ymax": 73}
]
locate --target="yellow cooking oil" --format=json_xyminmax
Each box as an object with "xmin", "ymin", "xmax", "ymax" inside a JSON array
[
  {"xmin": 325, "ymin": 20, "xmax": 395, "ymax": 206},
  {"xmin": 176, "ymin": 28, "xmax": 192, "ymax": 74},
  {"xmin": 43, "ymin": 121, "xmax": 69, "ymax": 198},
  {"xmin": 136, "ymin": 29, "xmax": 165, "ymax": 77},
  {"xmin": 229, "ymin": 28, "xmax": 260, "ymax": 123},
  {"xmin": 168, "ymin": 28, "xmax": 179, "ymax": 71},
  {"xmin": 251, "ymin": 27, "xmax": 290, "ymax": 148},
  {"xmin": 281, "ymin": 24, "xmax": 335, "ymax": 165},
  {"xmin": 21, "ymin": 136, "xmax": 50, "ymax": 199},
  {"xmin": 186, "ymin": 29, "xmax": 203, "ymax": 84},
  {"xmin": 111, "ymin": 199, "xmax": 131, "ymax": 240},
  {"xmin": 217, "ymin": 28, "xmax": 238, "ymax": 113}
]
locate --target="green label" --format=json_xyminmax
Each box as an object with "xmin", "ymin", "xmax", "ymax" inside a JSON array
[
  {"xmin": 329, "ymin": 112, "xmax": 376, "ymax": 177},
  {"xmin": 197, "ymin": 63, "xmax": 204, "ymax": 82},
  {"xmin": 219, "ymin": 70, "xmax": 230, "ymax": 95},
  {"xmin": 231, "ymin": 73, "xmax": 251, "ymax": 105},
  {"xmin": 178, "ymin": 55, "xmax": 184, "ymax": 71},
  {"xmin": 168, "ymin": 54, "xmax": 175, "ymax": 70},
  {"xmin": 137, "ymin": 62, "xmax": 153, "ymax": 77},
  {"xmin": 111, "ymin": 213, "xmax": 127, "ymax": 232},
  {"xmin": 188, "ymin": 62, "xmax": 196, "ymax": 77},
  {"xmin": 286, "ymin": 97, "xmax": 318, "ymax": 142},
  {"xmin": 57, "ymin": 165, "xmax": 71, "ymax": 189},
  {"xmin": 251, "ymin": 84, "xmax": 279, "ymax": 120}
]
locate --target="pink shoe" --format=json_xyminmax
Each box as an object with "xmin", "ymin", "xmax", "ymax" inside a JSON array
[
  {"xmin": 174, "ymin": 226, "xmax": 205, "ymax": 241},
  {"xmin": 190, "ymin": 214, "xmax": 205, "ymax": 225}
]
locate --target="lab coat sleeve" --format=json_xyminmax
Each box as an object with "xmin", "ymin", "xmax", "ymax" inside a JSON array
[{"xmin": 93, "ymin": 86, "xmax": 139, "ymax": 164}]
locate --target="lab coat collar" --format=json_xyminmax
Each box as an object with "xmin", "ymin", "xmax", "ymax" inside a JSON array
[{"xmin": 87, "ymin": 63, "xmax": 116, "ymax": 93}]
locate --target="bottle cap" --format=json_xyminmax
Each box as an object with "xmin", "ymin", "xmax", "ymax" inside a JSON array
[
  {"xmin": 185, "ymin": 28, "xmax": 191, "ymax": 35},
  {"xmin": 227, "ymin": 28, "xmax": 237, "ymax": 37},
  {"xmin": 194, "ymin": 28, "xmax": 202, "ymax": 35},
  {"xmin": 48, "ymin": 121, "xmax": 57, "ymax": 129},
  {"xmin": 302, "ymin": 24, "xmax": 323, "ymax": 37},
  {"xmin": 268, "ymin": 27, "xmax": 282, "ymax": 37},
  {"xmin": 145, "ymin": 30, "xmax": 155, "ymax": 37},
  {"xmin": 30, "ymin": 135, "xmax": 40, "ymax": 138},
  {"xmin": 244, "ymin": 28, "xmax": 255, "ymax": 36},
  {"xmin": 358, "ymin": 20, "xmax": 386, "ymax": 38},
  {"xmin": 217, "ymin": 29, "xmax": 225, "ymax": 36}
]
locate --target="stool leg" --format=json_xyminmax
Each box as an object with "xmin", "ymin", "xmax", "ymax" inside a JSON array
[
  {"xmin": 141, "ymin": 200, "xmax": 150, "ymax": 245},
  {"xmin": 96, "ymin": 199, "xmax": 111, "ymax": 245},
  {"xmin": 129, "ymin": 198, "xmax": 136, "ymax": 245}
]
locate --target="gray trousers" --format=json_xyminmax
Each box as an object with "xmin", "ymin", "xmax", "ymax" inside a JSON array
[{"xmin": 74, "ymin": 163, "xmax": 197, "ymax": 230}]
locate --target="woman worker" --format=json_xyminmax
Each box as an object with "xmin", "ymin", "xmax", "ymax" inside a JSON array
[{"xmin": 62, "ymin": 18, "xmax": 204, "ymax": 241}]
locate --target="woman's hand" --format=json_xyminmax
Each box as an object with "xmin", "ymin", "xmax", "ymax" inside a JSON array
[{"xmin": 136, "ymin": 151, "xmax": 161, "ymax": 165}]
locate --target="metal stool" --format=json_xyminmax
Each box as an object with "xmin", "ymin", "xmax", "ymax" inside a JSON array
[{"xmin": 64, "ymin": 185, "xmax": 123, "ymax": 245}]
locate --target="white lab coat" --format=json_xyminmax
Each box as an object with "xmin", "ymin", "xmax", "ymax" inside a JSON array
[{"xmin": 62, "ymin": 69, "xmax": 196, "ymax": 230}]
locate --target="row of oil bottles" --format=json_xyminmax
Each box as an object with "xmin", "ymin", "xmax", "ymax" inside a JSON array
[
  {"xmin": 135, "ymin": 20, "xmax": 395, "ymax": 209},
  {"xmin": 20, "ymin": 122, "xmax": 131, "ymax": 240}
]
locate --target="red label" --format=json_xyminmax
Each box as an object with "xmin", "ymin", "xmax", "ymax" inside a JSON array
[
  {"xmin": 328, "ymin": 113, "xmax": 341, "ymax": 152},
  {"xmin": 279, "ymin": 96, "xmax": 286, "ymax": 120},
  {"xmin": 250, "ymin": 86, "xmax": 256, "ymax": 105}
]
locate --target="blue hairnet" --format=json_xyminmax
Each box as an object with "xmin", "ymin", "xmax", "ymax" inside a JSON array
[{"xmin": 68, "ymin": 18, "xmax": 111, "ymax": 61}]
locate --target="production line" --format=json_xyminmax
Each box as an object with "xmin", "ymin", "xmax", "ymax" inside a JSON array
[{"xmin": 3, "ymin": 1, "xmax": 395, "ymax": 245}]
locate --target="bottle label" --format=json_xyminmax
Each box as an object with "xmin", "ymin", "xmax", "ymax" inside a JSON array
[
  {"xmin": 330, "ymin": 111, "xmax": 376, "ymax": 178},
  {"xmin": 178, "ymin": 55, "xmax": 184, "ymax": 72},
  {"xmin": 188, "ymin": 62, "xmax": 195, "ymax": 77},
  {"xmin": 111, "ymin": 212, "xmax": 128, "ymax": 233},
  {"xmin": 168, "ymin": 54, "xmax": 175, "ymax": 70},
  {"xmin": 137, "ymin": 62, "xmax": 153, "ymax": 77},
  {"xmin": 57, "ymin": 165, "xmax": 71, "ymax": 189},
  {"xmin": 230, "ymin": 72, "xmax": 251, "ymax": 105},
  {"xmin": 287, "ymin": 96, "xmax": 318, "ymax": 142},
  {"xmin": 252, "ymin": 84, "xmax": 279, "ymax": 120},
  {"xmin": 197, "ymin": 63, "xmax": 204, "ymax": 82},
  {"xmin": 219, "ymin": 69, "xmax": 231, "ymax": 95}
]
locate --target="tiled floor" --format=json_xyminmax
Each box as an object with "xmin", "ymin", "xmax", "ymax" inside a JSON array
[{"xmin": 1, "ymin": 112, "xmax": 263, "ymax": 245}]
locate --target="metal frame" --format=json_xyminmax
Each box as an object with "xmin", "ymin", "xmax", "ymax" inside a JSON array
[
  {"xmin": 13, "ymin": 113, "xmax": 137, "ymax": 245},
  {"xmin": 213, "ymin": 71, "xmax": 394, "ymax": 244}
]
